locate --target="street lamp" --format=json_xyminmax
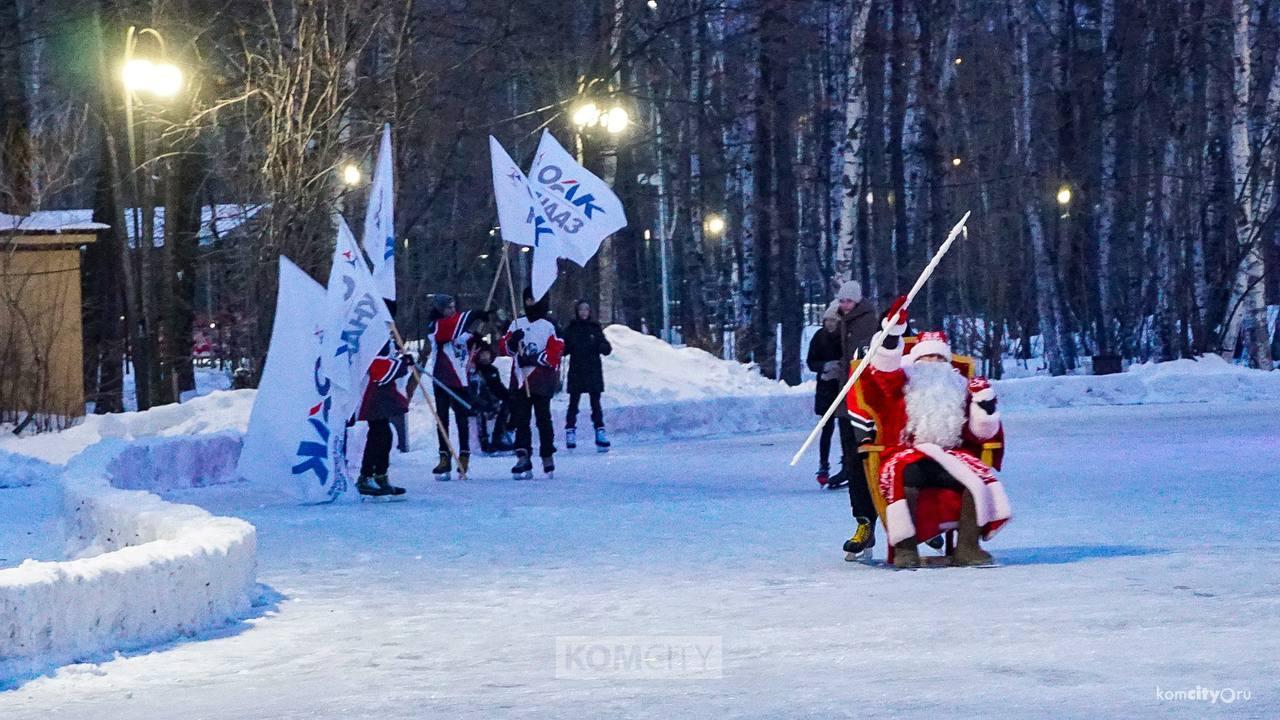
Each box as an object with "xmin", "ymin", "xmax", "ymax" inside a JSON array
[
  {"xmin": 572, "ymin": 97, "xmax": 629, "ymax": 136},
  {"xmin": 119, "ymin": 26, "xmax": 188, "ymax": 407},
  {"xmin": 704, "ymin": 213, "xmax": 726, "ymax": 237},
  {"xmin": 1056, "ymin": 185, "xmax": 1072, "ymax": 206},
  {"xmin": 122, "ymin": 58, "xmax": 183, "ymax": 98},
  {"xmin": 341, "ymin": 163, "xmax": 362, "ymax": 186}
]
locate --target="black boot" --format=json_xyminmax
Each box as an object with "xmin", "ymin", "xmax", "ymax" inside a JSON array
[{"xmin": 541, "ymin": 455, "xmax": 555, "ymax": 478}]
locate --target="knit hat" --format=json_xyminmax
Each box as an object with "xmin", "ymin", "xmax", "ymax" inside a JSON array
[
  {"xmin": 430, "ymin": 294, "xmax": 454, "ymax": 313},
  {"xmin": 908, "ymin": 330, "xmax": 953, "ymax": 363},
  {"xmin": 835, "ymin": 280, "xmax": 863, "ymax": 303}
]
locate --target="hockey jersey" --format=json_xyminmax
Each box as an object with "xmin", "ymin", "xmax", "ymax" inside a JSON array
[{"xmin": 499, "ymin": 317, "xmax": 564, "ymax": 397}]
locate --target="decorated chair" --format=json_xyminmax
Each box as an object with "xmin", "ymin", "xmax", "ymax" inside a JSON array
[{"xmin": 849, "ymin": 337, "xmax": 1004, "ymax": 566}]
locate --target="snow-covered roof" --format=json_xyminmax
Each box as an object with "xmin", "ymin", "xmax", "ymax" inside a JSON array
[
  {"xmin": 128, "ymin": 203, "xmax": 266, "ymax": 248},
  {"xmin": 0, "ymin": 211, "xmax": 109, "ymax": 233},
  {"xmin": 0, "ymin": 204, "xmax": 265, "ymax": 246}
]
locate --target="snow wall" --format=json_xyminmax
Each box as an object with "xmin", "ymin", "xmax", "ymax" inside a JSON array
[{"xmin": 0, "ymin": 433, "xmax": 256, "ymax": 683}]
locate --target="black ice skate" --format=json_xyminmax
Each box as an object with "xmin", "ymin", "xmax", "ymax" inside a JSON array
[
  {"xmin": 843, "ymin": 517, "xmax": 876, "ymax": 563},
  {"xmin": 432, "ymin": 451, "xmax": 452, "ymax": 481},
  {"xmin": 566, "ymin": 428, "xmax": 577, "ymax": 449},
  {"xmin": 541, "ymin": 455, "xmax": 555, "ymax": 479},
  {"xmin": 511, "ymin": 450, "xmax": 534, "ymax": 480},
  {"xmin": 594, "ymin": 428, "xmax": 610, "ymax": 453}
]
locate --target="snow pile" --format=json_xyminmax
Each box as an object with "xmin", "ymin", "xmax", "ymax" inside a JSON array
[
  {"xmin": 995, "ymin": 354, "xmax": 1280, "ymax": 410},
  {"xmin": 0, "ymin": 389, "xmax": 255, "ymax": 465},
  {"xmin": 598, "ymin": 325, "xmax": 800, "ymax": 404},
  {"xmin": 101, "ymin": 432, "xmax": 244, "ymax": 493},
  {"xmin": 0, "ymin": 436, "xmax": 256, "ymax": 684},
  {"xmin": 0, "ymin": 450, "xmax": 54, "ymax": 488}
]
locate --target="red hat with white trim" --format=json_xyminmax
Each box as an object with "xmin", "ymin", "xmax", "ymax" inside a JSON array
[{"xmin": 909, "ymin": 330, "xmax": 952, "ymax": 362}]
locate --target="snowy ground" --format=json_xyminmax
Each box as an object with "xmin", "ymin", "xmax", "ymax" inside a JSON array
[{"xmin": 3, "ymin": 399, "xmax": 1278, "ymax": 717}]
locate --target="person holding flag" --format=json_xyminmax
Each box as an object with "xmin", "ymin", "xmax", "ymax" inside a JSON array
[
  {"xmin": 423, "ymin": 293, "xmax": 488, "ymax": 480},
  {"xmin": 500, "ymin": 288, "xmax": 564, "ymax": 479},
  {"xmin": 355, "ymin": 341, "xmax": 412, "ymax": 496}
]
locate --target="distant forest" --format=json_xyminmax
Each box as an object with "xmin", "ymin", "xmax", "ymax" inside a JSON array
[{"xmin": 1, "ymin": 0, "xmax": 1277, "ymax": 413}]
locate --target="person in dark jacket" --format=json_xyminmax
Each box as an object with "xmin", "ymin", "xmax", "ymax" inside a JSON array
[
  {"xmin": 356, "ymin": 342, "xmax": 413, "ymax": 497},
  {"xmin": 470, "ymin": 342, "xmax": 513, "ymax": 454},
  {"xmin": 562, "ymin": 299, "xmax": 613, "ymax": 451},
  {"xmin": 830, "ymin": 280, "xmax": 881, "ymax": 557},
  {"xmin": 805, "ymin": 303, "xmax": 845, "ymax": 486}
]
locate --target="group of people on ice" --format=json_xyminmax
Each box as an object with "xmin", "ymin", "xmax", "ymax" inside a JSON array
[
  {"xmin": 806, "ymin": 281, "xmax": 1012, "ymax": 568},
  {"xmin": 352, "ymin": 288, "xmax": 614, "ymax": 496},
  {"xmin": 352, "ymin": 272, "xmax": 1012, "ymax": 569}
]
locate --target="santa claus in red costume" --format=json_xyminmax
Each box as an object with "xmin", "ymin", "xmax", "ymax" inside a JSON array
[{"xmin": 853, "ymin": 297, "xmax": 1012, "ymax": 568}]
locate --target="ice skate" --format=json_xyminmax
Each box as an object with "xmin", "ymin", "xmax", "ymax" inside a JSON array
[
  {"xmin": 594, "ymin": 427, "xmax": 610, "ymax": 453},
  {"xmin": 432, "ymin": 451, "xmax": 451, "ymax": 482},
  {"xmin": 541, "ymin": 455, "xmax": 555, "ymax": 479},
  {"xmin": 842, "ymin": 517, "xmax": 876, "ymax": 563},
  {"xmin": 511, "ymin": 450, "xmax": 533, "ymax": 480},
  {"xmin": 566, "ymin": 428, "xmax": 577, "ymax": 449}
]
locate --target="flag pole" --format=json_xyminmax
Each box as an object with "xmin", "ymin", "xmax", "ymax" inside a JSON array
[
  {"xmin": 389, "ymin": 323, "xmax": 462, "ymax": 469},
  {"xmin": 789, "ymin": 211, "xmax": 971, "ymax": 467},
  {"xmin": 484, "ymin": 250, "xmax": 507, "ymax": 311},
  {"xmin": 503, "ymin": 246, "xmax": 533, "ymax": 398}
]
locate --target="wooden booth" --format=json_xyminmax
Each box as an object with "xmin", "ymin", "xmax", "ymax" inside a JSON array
[{"xmin": 1, "ymin": 213, "xmax": 105, "ymax": 424}]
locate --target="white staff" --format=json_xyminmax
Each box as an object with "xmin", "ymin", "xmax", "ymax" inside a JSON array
[{"xmin": 789, "ymin": 211, "xmax": 971, "ymax": 467}]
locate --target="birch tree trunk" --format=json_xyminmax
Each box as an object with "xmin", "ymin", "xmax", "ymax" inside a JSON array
[
  {"xmin": 680, "ymin": 9, "xmax": 710, "ymax": 350},
  {"xmin": 1095, "ymin": 0, "xmax": 1120, "ymax": 355},
  {"xmin": 835, "ymin": 0, "xmax": 873, "ymax": 288},
  {"xmin": 1011, "ymin": 0, "xmax": 1068, "ymax": 375},
  {"xmin": 1221, "ymin": 0, "xmax": 1274, "ymax": 368}
]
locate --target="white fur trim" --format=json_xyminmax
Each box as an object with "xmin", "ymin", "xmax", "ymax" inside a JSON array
[
  {"xmin": 968, "ymin": 408, "xmax": 1001, "ymax": 441},
  {"xmin": 913, "ymin": 443, "xmax": 994, "ymax": 526},
  {"xmin": 909, "ymin": 339, "xmax": 952, "ymax": 362},
  {"xmin": 884, "ymin": 499, "xmax": 916, "ymax": 545},
  {"xmin": 871, "ymin": 342, "xmax": 903, "ymax": 372},
  {"xmin": 987, "ymin": 480, "xmax": 1012, "ymax": 522},
  {"xmin": 970, "ymin": 387, "xmax": 995, "ymax": 402}
]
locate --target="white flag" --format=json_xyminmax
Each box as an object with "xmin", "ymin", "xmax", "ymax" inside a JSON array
[
  {"xmin": 489, "ymin": 135, "xmax": 538, "ymax": 247},
  {"xmin": 238, "ymin": 257, "xmax": 349, "ymax": 503},
  {"xmin": 490, "ymin": 135, "xmax": 561, "ymax": 300},
  {"xmin": 363, "ymin": 124, "xmax": 396, "ymax": 301},
  {"xmin": 527, "ymin": 130, "xmax": 627, "ymax": 267},
  {"xmin": 321, "ymin": 215, "xmax": 394, "ymax": 410}
]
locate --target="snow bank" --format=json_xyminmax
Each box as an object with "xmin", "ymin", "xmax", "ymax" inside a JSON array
[
  {"xmin": 0, "ymin": 389, "xmax": 255, "ymax": 465},
  {"xmin": 0, "ymin": 435, "xmax": 256, "ymax": 684},
  {"xmin": 0, "ymin": 450, "xmax": 54, "ymax": 488},
  {"xmin": 995, "ymin": 354, "xmax": 1280, "ymax": 410},
  {"xmin": 598, "ymin": 326, "xmax": 800, "ymax": 404}
]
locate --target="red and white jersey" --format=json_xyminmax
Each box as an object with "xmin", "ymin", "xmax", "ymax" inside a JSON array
[
  {"xmin": 499, "ymin": 316, "xmax": 564, "ymax": 396},
  {"xmin": 427, "ymin": 311, "xmax": 474, "ymax": 389}
]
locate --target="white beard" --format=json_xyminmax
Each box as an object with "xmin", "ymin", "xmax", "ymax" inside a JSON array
[{"xmin": 903, "ymin": 362, "xmax": 968, "ymax": 449}]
